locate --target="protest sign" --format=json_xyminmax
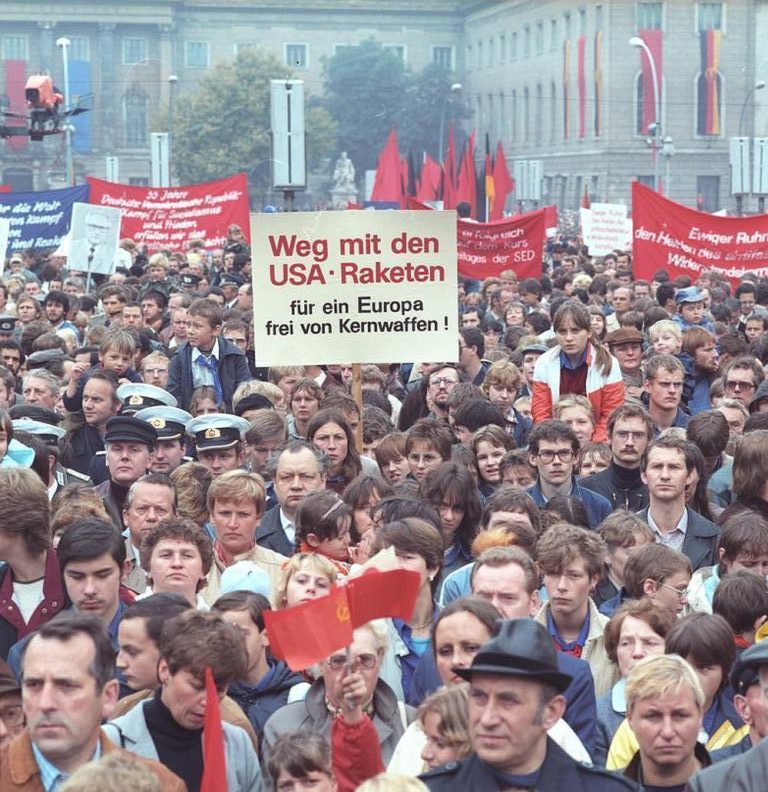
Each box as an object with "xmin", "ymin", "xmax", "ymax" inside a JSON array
[
  {"xmin": 580, "ymin": 202, "xmax": 630, "ymax": 255},
  {"xmin": 632, "ymin": 181, "xmax": 768, "ymax": 284},
  {"xmin": 0, "ymin": 219, "xmax": 10, "ymax": 276},
  {"xmin": 457, "ymin": 209, "xmax": 546, "ymax": 280},
  {"xmin": 0, "ymin": 185, "xmax": 88, "ymax": 251},
  {"xmin": 87, "ymin": 174, "xmax": 250, "ymax": 253},
  {"xmin": 68, "ymin": 203, "xmax": 122, "ymax": 276},
  {"xmin": 251, "ymin": 210, "xmax": 458, "ymax": 366}
]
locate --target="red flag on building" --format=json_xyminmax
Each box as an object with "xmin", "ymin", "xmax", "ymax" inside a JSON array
[
  {"xmin": 594, "ymin": 30, "xmax": 604, "ymax": 137},
  {"xmin": 563, "ymin": 40, "xmax": 571, "ymax": 139},
  {"xmin": 370, "ymin": 129, "xmax": 402, "ymax": 203},
  {"xmin": 483, "ymin": 134, "xmax": 495, "ymax": 222},
  {"xmin": 200, "ymin": 666, "xmax": 227, "ymax": 792},
  {"xmin": 577, "ymin": 35, "xmax": 587, "ymax": 139},
  {"xmin": 455, "ymin": 132, "xmax": 477, "ymax": 218},
  {"xmin": 698, "ymin": 29, "xmax": 722, "ymax": 135},
  {"xmin": 581, "ymin": 180, "xmax": 591, "ymax": 209},
  {"xmin": 637, "ymin": 29, "xmax": 663, "ymax": 135},
  {"xmin": 443, "ymin": 125, "xmax": 458, "ymax": 208},
  {"xmin": 491, "ymin": 141, "xmax": 514, "ymax": 221}
]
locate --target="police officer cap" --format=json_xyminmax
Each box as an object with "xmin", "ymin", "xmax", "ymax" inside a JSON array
[
  {"xmin": 180, "ymin": 272, "xmax": 201, "ymax": 286},
  {"xmin": 187, "ymin": 414, "xmax": 250, "ymax": 451},
  {"xmin": 234, "ymin": 393, "xmax": 274, "ymax": 417},
  {"xmin": 105, "ymin": 416, "xmax": 158, "ymax": 447},
  {"xmin": 453, "ymin": 618, "xmax": 572, "ymax": 692},
  {"xmin": 219, "ymin": 272, "xmax": 244, "ymax": 287},
  {"xmin": 135, "ymin": 406, "xmax": 193, "ymax": 441},
  {"xmin": 8, "ymin": 405, "xmax": 61, "ymax": 425},
  {"xmin": 0, "ymin": 315, "xmax": 16, "ymax": 334},
  {"xmin": 11, "ymin": 418, "xmax": 66, "ymax": 446},
  {"xmin": 117, "ymin": 383, "xmax": 177, "ymax": 415},
  {"xmin": 521, "ymin": 342, "xmax": 548, "ymax": 356}
]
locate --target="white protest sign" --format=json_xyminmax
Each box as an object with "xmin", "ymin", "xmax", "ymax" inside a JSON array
[
  {"xmin": 251, "ymin": 210, "xmax": 458, "ymax": 365},
  {"xmin": 580, "ymin": 202, "xmax": 630, "ymax": 255},
  {"xmin": 0, "ymin": 219, "xmax": 10, "ymax": 276}
]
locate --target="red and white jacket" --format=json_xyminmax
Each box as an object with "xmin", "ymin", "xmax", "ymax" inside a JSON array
[{"xmin": 531, "ymin": 343, "xmax": 625, "ymax": 442}]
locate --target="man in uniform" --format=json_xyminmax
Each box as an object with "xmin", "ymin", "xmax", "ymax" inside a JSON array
[
  {"xmin": 135, "ymin": 405, "xmax": 193, "ymax": 475},
  {"xmin": 187, "ymin": 413, "xmax": 250, "ymax": 478},
  {"xmin": 420, "ymin": 618, "xmax": 640, "ymax": 791}
]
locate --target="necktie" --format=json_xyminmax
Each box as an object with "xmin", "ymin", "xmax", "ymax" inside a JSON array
[
  {"xmin": 195, "ymin": 354, "xmax": 223, "ymax": 404},
  {"xmin": 87, "ymin": 245, "xmax": 95, "ymax": 266}
]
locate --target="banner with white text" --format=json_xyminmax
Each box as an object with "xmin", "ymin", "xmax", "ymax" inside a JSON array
[
  {"xmin": 632, "ymin": 181, "xmax": 768, "ymax": 284},
  {"xmin": 87, "ymin": 174, "xmax": 250, "ymax": 253},
  {"xmin": 457, "ymin": 209, "xmax": 546, "ymax": 280},
  {"xmin": 251, "ymin": 210, "xmax": 458, "ymax": 365}
]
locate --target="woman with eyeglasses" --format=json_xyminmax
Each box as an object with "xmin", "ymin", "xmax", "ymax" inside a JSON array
[
  {"xmin": 262, "ymin": 620, "xmax": 412, "ymax": 790},
  {"xmin": 531, "ymin": 300, "xmax": 624, "ymax": 442}
]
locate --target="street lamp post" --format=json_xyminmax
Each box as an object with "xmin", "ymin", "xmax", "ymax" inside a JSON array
[
  {"xmin": 168, "ymin": 74, "xmax": 178, "ymax": 186},
  {"xmin": 438, "ymin": 82, "xmax": 462, "ymax": 164},
  {"xmin": 629, "ymin": 36, "xmax": 661, "ymax": 192},
  {"xmin": 661, "ymin": 135, "xmax": 675, "ymax": 197},
  {"xmin": 56, "ymin": 37, "xmax": 74, "ymax": 185},
  {"xmin": 739, "ymin": 80, "xmax": 766, "ymax": 137}
]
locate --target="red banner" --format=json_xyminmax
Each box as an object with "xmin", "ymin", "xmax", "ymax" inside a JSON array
[
  {"xmin": 86, "ymin": 173, "xmax": 250, "ymax": 252},
  {"xmin": 632, "ymin": 181, "xmax": 768, "ymax": 285},
  {"xmin": 577, "ymin": 36, "xmax": 587, "ymax": 139},
  {"xmin": 458, "ymin": 209, "xmax": 546, "ymax": 280},
  {"xmin": 638, "ymin": 30, "xmax": 663, "ymax": 135}
]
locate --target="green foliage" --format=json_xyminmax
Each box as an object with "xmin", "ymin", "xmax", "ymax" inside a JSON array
[
  {"xmin": 323, "ymin": 41, "xmax": 470, "ymax": 177},
  {"xmin": 323, "ymin": 39, "xmax": 407, "ymax": 174},
  {"xmin": 170, "ymin": 49, "xmax": 335, "ymax": 188}
]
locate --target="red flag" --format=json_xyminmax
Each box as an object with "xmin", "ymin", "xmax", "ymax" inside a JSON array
[
  {"xmin": 577, "ymin": 35, "xmax": 587, "ymax": 139},
  {"xmin": 346, "ymin": 569, "xmax": 421, "ymax": 626},
  {"xmin": 399, "ymin": 156, "xmax": 410, "ymax": 209},
  {"xmin": 491, "ymin": 141, "xmax": 514, "ymax": 221},
  {"xmin": 484, "ymin": 135, "xmax": 495, "ymax": 222},
  {"xmin": 416, "ymin": 155, "xmax": 442, "ymax": 201},
  {"xmin": 638, "ymin": 30, "xmax": 663, "ymax": 135},
  {"xmin": 443, "ymin": 125, "xmax": 457, "ymax": 208},
  {"xmin": 407, "ymin": 197, "xmax": 434, "ymax": 210},
  {"xmin": 200, "ymin": 666, "xmax": 227, "ymax": 792},
  {"xmin": 264, "ymin": 587, "xmax": 353, "ymax": 671},
  {"xmin": 455, "ymin": 132, "xmax": 477, "ymax": 218},
  {"xmin": 370, "ymin": 130, "xmax": 402, "ymax": 203},
  {"xmin": 581, "ymin": 181, "xmax": 591, "ymax": 209},
  {"xmin": 264, "ymin": 569, "xmax": 420, "ymax": 671}
]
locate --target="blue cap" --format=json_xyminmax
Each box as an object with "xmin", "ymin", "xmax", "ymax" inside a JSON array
[
  {"xmin": 219, "ymin": 561, "xmax": 272, "ymax": 599},
  {"xmin": 12, "ymin": 418, "xmax": 66, "ymax": 445},
  {"xmin": 675, "ymin": 286, "xmax": 705, "ymax": 305}
]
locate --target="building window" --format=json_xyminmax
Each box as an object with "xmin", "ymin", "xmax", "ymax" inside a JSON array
[
  {"xmin": 499, "ymin": 92, "xmax": 507, "ymax": 138},
  {"xmin": 123, "ymin": 37, "xmax": 147, "ymax": 66},
  {"xmin": 383, "ymin": 44, "xmax": 406, "ymax": 63},
  {"xmin": 510, "ymin": 32, "xmax": 518, "ymax": 61},
  {"xmin": 595, "ymin": 4, "xmax": 604, "ymax": 32},
  {"xmin": 129, "ymin": 177, "xmax": 149, "ymax": 186},
  {"xmin": 579, "ymin": 7, "xmax": 587, "ymax": 35},
  {"xmin": 536, "ymin": 22, "xmax": 544, "ymax": 55},
  {"xmin": 466, "ymin": 44, "xmax": 472, "ymax": 70},
  {"xmin": 285, "ymin": 43, "xmax": 308, "ymax": 69},
  {"xmin": 524, "ymin": 86, "xmax": 530, "ymax": 142},
  {"xmin": 524, "ymin": 25, "xmax": 531, "ymax": 58},
  {"xmin": 511, "ymin": 89, "xmax": 517, "ymax": 143},
  {"xmin": 69, "ymin": 36, "xmax": 90, "ymax": 61},
  {"xmin": 124, "ymin": 89, "xmax": 148, "ymax": 146},
  {"xmin": 550, "ymin": 19, "xmax": 558, "ymax": 50},
  {"xmin": 499, "ymin": 35, "xmax": 506, "ymax": 62},
  {"xmin": 477, "ymin": 41, "xmax": 483, "ymax": 68},
  {"xmin": 698, "ymin": 2, "xmax": 724, "ymax": 31},
  {"xmin": 488, "ymin": 38, "xmax": 494, "ymax": 67},
  {"xmin": 564, "ymin": 12, "xmax": 572, "ymax": 39},
  {"xmin": 550, "ymin": 81, "xmax": 557, "ymax": 143},
  {"xmin": 433, "ymin": 46, "xmax": 454, "ymax": 70},
  {"xmin": 535, "ymin": 84, "xmax": 543, "ymax": 141},
  {"xmin": 185, "ymin": 41, "xmax": 210, "ymax": 69},
  {"xmin": 637, "ymin": 3, "xmax": 663, "ymax": 30},
  {"xmin": 2, "ymin": 36, "xmax": 28, "ymax": 60},
  {"xmin": 697, "ymin": 175, "xmax": 720, "ymax": 211}
]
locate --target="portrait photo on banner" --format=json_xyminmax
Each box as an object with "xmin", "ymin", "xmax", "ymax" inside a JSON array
[{"xmin": 67, "ymin": 202, "xmax": 122, "ymax": 276}]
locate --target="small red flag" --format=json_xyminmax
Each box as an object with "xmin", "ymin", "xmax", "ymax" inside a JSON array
[
  {"xmin": 200, "ymin": 666, "xmax": 227, "ymax": 792},
  {"xmin": 581, "ymin": 180, "xmax": 591, "ymax": 209},
  {"xmin": 370, "ymin": 130, "xmax": 402, "ymax": 203},
  {"xmin": 491, "ymin": 141, "xmax": 514, "ymax": 221},
  {"xmin": 455, "ymin": 131, "xmax": 477, "ymax": 218},
  {"xmin": 264, "ymin": 569, "xmax": 420, "ymax": 671},
  {"xmin": 443, "ymin": 125, "xmax": 457, "ymax": 208}
]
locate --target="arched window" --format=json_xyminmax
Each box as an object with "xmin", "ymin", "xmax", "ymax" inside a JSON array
[{"xmin": 124, "ymin": 88, "xmax": 148, "ymax": 147}]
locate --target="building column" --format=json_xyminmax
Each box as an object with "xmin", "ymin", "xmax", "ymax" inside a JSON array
[{"xmin": 99, "ymin": 23, "xmax": 117, "ymax": 150}]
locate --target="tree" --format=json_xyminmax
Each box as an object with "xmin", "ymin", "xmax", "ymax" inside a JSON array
[
  {"xmin": 323, "ymin": 39, "xmax": 407, "ymax": 176},
  {"xmin": 168, "ymin": 49, "xmax": 335, "ymax": 188}
]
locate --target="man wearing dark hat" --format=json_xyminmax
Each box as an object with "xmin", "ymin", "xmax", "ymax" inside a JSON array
[
  {"xmin": 519, "ymin": 342, "xmax": 547, "ymax": 397},
  {"xmin": 420, "ymin": 619, "xmax": 640, "ymax": 791},
  {"xmin": 687, "ymin": 639, "xmax": 768, "ymax": 790},
  {"xmin": 0, "ymin": 658, "xmax": 23, "ymax": 749},
  {"xmin": 606, "ymin": 327, "xmax": 644, "ymax": 405},
  {"xmin": 95, "ymin": 416, "xmax": 158, "ymax": 529}
]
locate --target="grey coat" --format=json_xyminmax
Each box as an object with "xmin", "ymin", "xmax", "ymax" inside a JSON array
[
  {"xmin": 102, "ymin": 698, "xmax": 263, "ymax": 792},
  {"xmin": 686, "ymin": 735, "xmax": 768, "ymax": 791},
  {"xmin": 262, "ymin": 678, "xmax": 413, "ymax": 771}
]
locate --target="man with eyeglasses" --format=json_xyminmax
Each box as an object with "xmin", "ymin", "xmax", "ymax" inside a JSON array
[
  {"xmin": 526, "ymin": 420, "xmax": 612, "ymax": 529},
  {"xmin": 425, "ymin": 364, "xmax": 460, "ymax": 420},
  {"xmin": 638, "ymin": 435, "xmax": 719, "ymax": 571},
  {"xmin": 580, "ymin": 405, "xmax": 652, "ymax": 511},
  {"xmin": 69, "ymin": 211, "xmax": 116, "ymax": 275},
  {"xmin": 643, "ymin": 354, "xmax": 689, "ymax": 434},
  {"xmin": 721, "ymin": 356, "xmax": 765, "ymax": 408},
  {"xmin": 0, "ymin": 658, "xmax": 23, "ymax": 750}
]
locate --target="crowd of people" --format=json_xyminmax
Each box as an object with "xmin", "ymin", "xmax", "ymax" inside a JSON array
[{"xmin": 0, "ymin": 226, "xmax": 767, "ymax": 791}]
